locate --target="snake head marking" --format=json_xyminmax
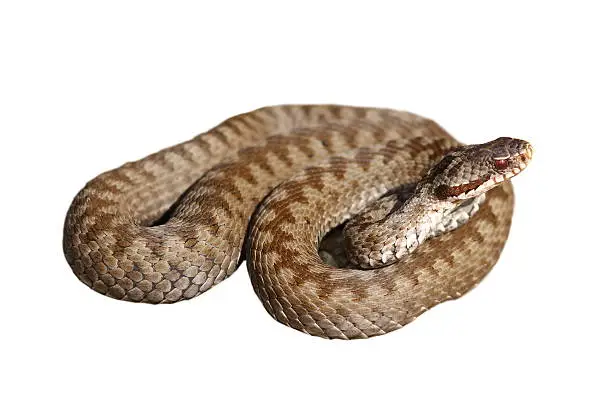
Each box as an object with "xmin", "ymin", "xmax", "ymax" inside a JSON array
[{"xmin": 430, "ymin": 137, "xmax": 533, "ymax": 201}]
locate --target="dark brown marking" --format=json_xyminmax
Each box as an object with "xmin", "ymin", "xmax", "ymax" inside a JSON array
[
  {"xmin": 212, "ymin": 128, "xmax": 230, "ymax": 146},
  {"xmin": 434, "ymin": 178, "xmax": 485, "ymax": 200}
]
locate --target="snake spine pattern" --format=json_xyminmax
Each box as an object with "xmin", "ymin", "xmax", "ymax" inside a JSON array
[{"xmin": 63, "ymin": 105, "xmax": 532, "ymax": 339}]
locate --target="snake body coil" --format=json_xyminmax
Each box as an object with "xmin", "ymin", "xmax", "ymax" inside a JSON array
[{"xmin": 63, "ymin": 105, "xmax": 532, "ymax": 339}]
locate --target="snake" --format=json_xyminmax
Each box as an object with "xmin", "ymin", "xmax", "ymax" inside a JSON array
[{"xmin": 63, "ymin": 105, "xmax": 532, "ymax": 339}]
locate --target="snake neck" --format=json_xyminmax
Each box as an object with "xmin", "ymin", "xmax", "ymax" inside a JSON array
[{"xmin": 343, "ymin": 186, "xmax": 486, "ymax": 269}]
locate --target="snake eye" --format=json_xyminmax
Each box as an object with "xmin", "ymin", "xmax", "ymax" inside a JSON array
[{"xmin": 494, "ymin": 159, "xmax": 509, "ymax": 170}]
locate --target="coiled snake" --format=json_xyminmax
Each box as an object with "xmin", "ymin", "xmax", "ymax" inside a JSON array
[{"xmin": 63, "ymin": 105, "xmax": 532, "ymax": 339}]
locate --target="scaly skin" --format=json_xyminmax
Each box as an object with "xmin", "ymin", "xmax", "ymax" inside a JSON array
[{"xmin": 63, "ymin": 105, "xmax": 527, "ymax": 339}]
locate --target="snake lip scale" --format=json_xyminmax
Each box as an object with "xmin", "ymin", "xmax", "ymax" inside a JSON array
[{"xmin": 63, "ymin": 104, "xmax": 532, "ymax": 339}]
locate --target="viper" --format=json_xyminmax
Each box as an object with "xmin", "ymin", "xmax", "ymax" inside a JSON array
[{"xmin": 63, "ymin": 105, "xmax": 532, "ymax": 339}]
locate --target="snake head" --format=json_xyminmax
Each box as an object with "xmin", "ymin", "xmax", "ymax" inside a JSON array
[{"xmin": 429, "ymin": 137, "xmax": 533, "ymax": 201}]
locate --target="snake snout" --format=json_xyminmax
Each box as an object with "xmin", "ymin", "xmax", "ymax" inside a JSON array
[{"xmin": 489, "ymin": 138, "xmax": 533, "ymax": 182}]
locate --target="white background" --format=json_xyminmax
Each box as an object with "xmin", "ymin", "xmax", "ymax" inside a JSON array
[{"xmin": 1, "ymin": 1, "xmax": 610, "ymax": 407}]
